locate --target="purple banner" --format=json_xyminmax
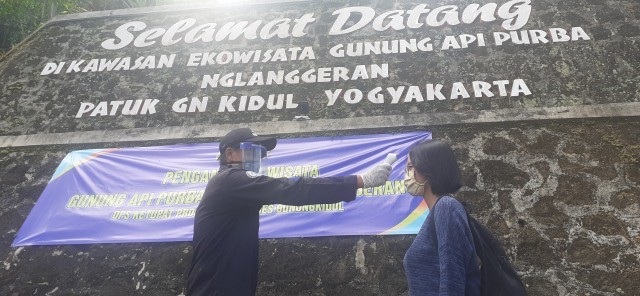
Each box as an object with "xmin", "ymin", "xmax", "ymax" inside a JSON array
[{"xmin": 13, "ymin": 132, "xmax": 431, "ymax": 246}]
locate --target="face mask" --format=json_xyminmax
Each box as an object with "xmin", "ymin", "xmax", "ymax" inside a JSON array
[
  {"xmin": 240, "ymin": 142, "xmax": 267, "ymax": 174},
  {"xmin": 404, "ymin": 169, "xmax": 426, "ymax": 196}
]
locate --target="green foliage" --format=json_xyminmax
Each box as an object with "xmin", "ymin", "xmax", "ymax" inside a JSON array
[{"xmin": 0, "ymin": 0, "xmax": 44, "ymax": 55}]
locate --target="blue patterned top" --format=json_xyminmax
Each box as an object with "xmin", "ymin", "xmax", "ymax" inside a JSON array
[{"xmin": 403, "ymin": 196, "xmax": 481, "ymax": 295}]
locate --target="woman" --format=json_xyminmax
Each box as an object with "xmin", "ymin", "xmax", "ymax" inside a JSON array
[{"xmin": 403, "ymin": 140, "xmax": 481, "ymax": 295}]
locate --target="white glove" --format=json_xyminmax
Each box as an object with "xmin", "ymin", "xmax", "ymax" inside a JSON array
[{"xmin": 359, "ymin": 163, "xmax": 392, "ymax": 188}]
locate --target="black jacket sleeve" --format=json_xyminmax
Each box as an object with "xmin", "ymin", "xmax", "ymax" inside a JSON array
[{"xmin": 222, "ymin": 169, "xmax": 358, "ymax": 207}]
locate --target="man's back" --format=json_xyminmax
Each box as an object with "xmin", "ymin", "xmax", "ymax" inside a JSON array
[
  {"xmin": 186, "ymin": 166, "xmax": 358, "ymax": 295},
  {"xmin": 187, "ymin": 168, "xmax": 262, "ymax": 296}
]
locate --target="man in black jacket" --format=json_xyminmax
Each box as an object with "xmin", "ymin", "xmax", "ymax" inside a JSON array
[{"xmin": 186, "ymin": 128, "xmax": 391, "ymax": 296}]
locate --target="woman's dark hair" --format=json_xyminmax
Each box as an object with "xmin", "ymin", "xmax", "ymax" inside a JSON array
[{"xmin": 409, "ymin": 140, "xmax": 462, "ymax": 195}]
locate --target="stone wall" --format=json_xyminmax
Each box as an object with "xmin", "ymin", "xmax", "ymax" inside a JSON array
[
  {"xmin": 0, "ymin": 0, "xmax": 639, "ymax": 295},
  {"xmin": 2, "ymin": 118, "xmax": 638, "ymax": 295},
  {"xmin": 1, "ymin": 0, "xmax": 638, "ymax": 136}
]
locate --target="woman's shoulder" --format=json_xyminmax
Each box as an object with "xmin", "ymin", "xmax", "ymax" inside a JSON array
[{"xmin": 434, "ymin": 196, "xmax": 466, "ymax": 215}]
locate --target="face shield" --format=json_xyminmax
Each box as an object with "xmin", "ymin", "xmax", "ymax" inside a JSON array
[{"xmin": 240, "ymin": 142, "xmax": 268, "ymax": 174}]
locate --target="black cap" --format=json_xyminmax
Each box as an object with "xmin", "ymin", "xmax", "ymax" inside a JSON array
[{"xmin": 219, "ymin": 128, "xmax": 277, "ymax": 153}]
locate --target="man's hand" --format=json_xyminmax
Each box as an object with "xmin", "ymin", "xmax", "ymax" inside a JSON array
[{"xmin": 359, "ymin": 163, "xmax": 392, "ymax": 188}]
